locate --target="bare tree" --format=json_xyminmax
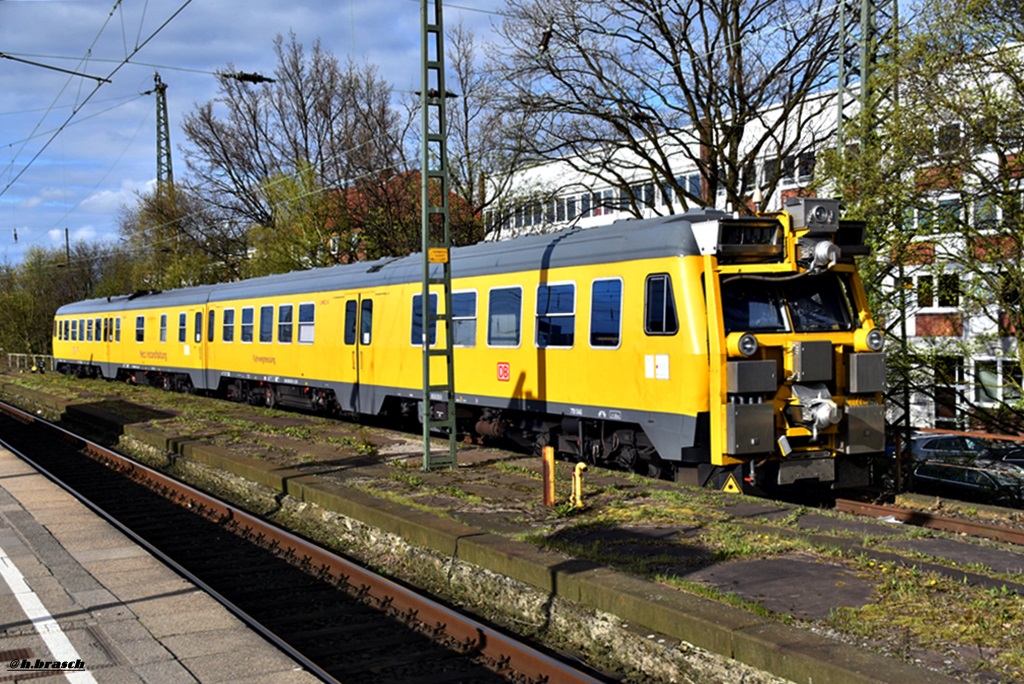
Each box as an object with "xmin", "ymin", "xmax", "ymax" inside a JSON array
[
  {"xmin": 490, "ymin": 0, "xmax": 843, "ymax": 213},
  {"xmin": 181, "ymin": 33, "xmax": 411, "ymax": 269}
]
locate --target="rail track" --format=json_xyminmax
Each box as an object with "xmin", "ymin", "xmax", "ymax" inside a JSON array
[
  {"xmin": 0, "ymin": 399, "xmax": 608, "ymax": 684},
  {"xmin": 835, "ymin": 498, "xmax": 1024, "ymax": 546}
]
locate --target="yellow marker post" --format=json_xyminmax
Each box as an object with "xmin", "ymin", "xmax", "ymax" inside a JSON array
[
  {"xmin": 542, "ymin": 446, "xmax": 556, "ymax": 507},
  {"xmin": 571, "ymin": 462, "xmax": 588, "ymax": 508}
]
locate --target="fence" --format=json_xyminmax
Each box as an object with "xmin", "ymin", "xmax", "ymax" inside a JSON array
[{"xmin": 5, "ymin": 353, "xmax": 54, "ymax": 373}]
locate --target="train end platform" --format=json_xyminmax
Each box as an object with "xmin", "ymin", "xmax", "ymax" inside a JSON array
[{"xmin": 0, "ymin": 444, "xmax": 318, "ymax": 684}]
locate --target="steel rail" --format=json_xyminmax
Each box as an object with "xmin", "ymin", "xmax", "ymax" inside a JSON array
[
  {"xmin": 0, "ymin": 399, "xmax": 605, "ymax": 684},
  {"xmin": 835, "ymin": 498, "xmax": 1024, "ymax": 546}
]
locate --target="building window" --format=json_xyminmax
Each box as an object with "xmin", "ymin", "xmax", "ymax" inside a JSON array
[
  {"xmin": 452, "ymin": 292, "xmax": 477, "ymax": 347},
  {"xmin": 645, "ymin": 274, "xmax": 678, "ymax": 335},
  {"xmin": 536, "ymin": 283, "xmax": 575, "ymax": 348},
  {"xmin": 591, "ymin": 279, "xmax": 622, "ymax": 348},
  {"xmin": 917, "ymin": 275, "xmax": 934, "ymax": 308},
  {"xmin": 278, "ymin": 304, "xmax": 293, "ymax": 343},
  {"xmin": 938, "ymin": 274, "xmax": 959, "ymax": 308},
  {"xmin": 797, "ymin": 152, "xmax": 815, "ymax": 181},
  {"xmin": 975, "ymin": 360, "xmax": 999, "ymax": 402},
  {"xmin": 298, "ymin": 302, "xmax": 315, "ymax": 343},
  {"xmin": 488, "ymin": 286, "xmax": 522, "ymax": 347}
]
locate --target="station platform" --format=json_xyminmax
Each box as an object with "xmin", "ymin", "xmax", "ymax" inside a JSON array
[{"xmin": 0, "ymin": 444, "xmax": 319, "ymax": 684}]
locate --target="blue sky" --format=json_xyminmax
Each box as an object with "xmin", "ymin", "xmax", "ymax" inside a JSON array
[{"xmin": 0, "ymin": 0, "xmax": 504, "ymax": 264}]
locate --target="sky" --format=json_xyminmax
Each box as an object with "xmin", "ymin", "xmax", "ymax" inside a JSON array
[{"xmin": 0, "ymin": 0, "xmax": 505, "ymax": 265}]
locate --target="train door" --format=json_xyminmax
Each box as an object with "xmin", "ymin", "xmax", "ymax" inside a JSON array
[
  {"xmin": 190, "ymin": 307, "xmax": 207, "ymax": 390},
  {"xmin": 342, "ymin": 294, "xmax": 376, "ymax": 413}
]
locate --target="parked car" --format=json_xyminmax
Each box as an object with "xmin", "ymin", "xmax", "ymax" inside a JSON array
[
  {"xmin": 907, "ymin": 433, "xmax": 994, "ymax": 462},
  {"xmin": 910, "ymin": 460, "xmax": 1024, "ymax": 508}
]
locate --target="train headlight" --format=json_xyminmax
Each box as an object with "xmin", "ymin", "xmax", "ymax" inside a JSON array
[
  {"xmin": 854, "ymin": 327, "xmax": 885, "ymax": 352},
  {"xmin": 727, "ymin": 332, "xmax": 759, "ymax": 358}
]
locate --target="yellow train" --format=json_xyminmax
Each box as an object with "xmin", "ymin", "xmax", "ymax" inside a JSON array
[{"xmin": 52, "ymin": 197, "xmax": 885, "ymax": 493}]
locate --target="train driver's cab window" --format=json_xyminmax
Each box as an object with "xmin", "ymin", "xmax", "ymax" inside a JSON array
[
  {"xmin": 135, "ymin": 315, "xmax": 145, "ymax": 342},
  {"xmin": 241, "ymin": 307, "xmax": 254, "ymax": 343},
  {"xmin": 411, "ymin": 293, "xmax": 438, "ymax": 346},
  {"xmin": 222, "ymin": 309, "xmax": 236, "ymax": 342},
  {"xmin": 645, "ymin": 274, "xmax": 678, "ymax": 335},
  {"xmin": 452, "ymin": 292, "xmax": 477, "ymax": 347},
  {"xmin": 160, "ymin": 314, "xmax": 168, "ymax": 343},
  {"xmin": 488, "ymin": 286, "xmax": 522, "ymax": 347},
  {"xmin": 259, "ymin": 305, "xmax": 274, "ymax": 343},
  {"xmin": 536, "ymin": 283, "xmax": 575, "ymax": 348},
  {"xmin": 298, "ymin": 302, "xmax": 315, "ymax": 343},
  {"xmin": 178, "ymin": 312, "xmax": 187, "ymax": 343},
  {"xmin": 278, "ymin": 304, "xmax": 293, "ymax": 343},
  {"xmin": 194, "ymin": 311, "xmax": 203, "ymax": 344},
  {"xmin": 591, "ymin": 278, "xmax": 622, "ymax": 347}
]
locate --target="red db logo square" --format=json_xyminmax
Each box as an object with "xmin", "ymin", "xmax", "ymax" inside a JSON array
[{"xmin": 497, "ymin": 362, "xmax": 511, "ymax": 381}]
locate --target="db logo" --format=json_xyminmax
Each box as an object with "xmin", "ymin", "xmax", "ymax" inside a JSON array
[{"xmin": 497, "ymin": 362, "xmax": 511, "ymax": 382}]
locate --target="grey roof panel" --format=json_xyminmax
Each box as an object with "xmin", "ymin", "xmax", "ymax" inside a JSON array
[{"xmin": 58, "ymin": 211, "xmax": 718, "ymax": 314}]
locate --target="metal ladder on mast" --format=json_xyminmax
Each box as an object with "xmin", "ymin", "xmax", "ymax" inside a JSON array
[{"xmin": 420, "ymin": 0, "xmax": 457, "ymax": 470}]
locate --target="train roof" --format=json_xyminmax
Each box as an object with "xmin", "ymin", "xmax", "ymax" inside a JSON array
[{"xmin": 56, "ymin": 209, "xmax": 716, "ymax": 314}]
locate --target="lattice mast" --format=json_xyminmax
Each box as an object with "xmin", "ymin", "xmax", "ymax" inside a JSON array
[{"xmin": 420, "ymin": 0, "xmax": 458, "ymax": 470}]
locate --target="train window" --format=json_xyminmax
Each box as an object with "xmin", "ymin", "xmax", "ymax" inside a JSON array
[
  {"xmin": 115, "ymin": 317, "xmax": 121, "ymax": 342},
  {"xmin": 160, "ymin": 314, "xmax": 168, "ymax": 343},
  {"xmin": 360, "ymin": 300, "xmax": 373, "ymax": 345},
  {"xmin": 208, "ymin": 310, "xmax": 216, "ymax": 343},
  {"xmin": 102, "ymin": 318, "xmax": 109, "ymax": 342},
  {"xmin": 536, "ymin": 283, "xmax": 575, "ymax": 348},
  {"xmin": 135, "ymin": 315, "xmax": 145, "ymax": 342},
  {"xmin": 87, "ymin": 319, "xmax": 93, "ymax": 342},
  {"xmin": 223, "ymin": 309, "xmax": 236, "ymax": 342},
  {"xmin": 488, "ymin": 286, "xmax": 522, "ymax": 347},
  {"xmin": 70, "ymin": 319, "xmax": 77, "ymax": 341},
  {"xmin": 452, "ymin": 292, "xmax": 477, "ymax": 347},
  {"xmin": 178, "ymin": 312, "xmax": 187, "ymax": 343},
  {"xmin": 259, "ymin": 305, "xmax": 274, "ymax": 343},
  {"xmin": 241, "ymin": 307, "xmax": 254, "ymax": 343},
  {"xmin": 590, "ymin": 279, "xmax": 622, "ymax": 348},
  {"xmin": 645, "ymin": 274, "xmax": 678, "ymax": 335},
  {"xmin": 721, "ymin": 274, "xmax": 855, "ymax": 334},
  {"xmin": 278, "ymin": 304, "xmax": 293, "ymax": 344},
  {"xmin": 95, "ymin": 317, "xmax": 101, "ymax": 341},
  {"xmin": 299, "ymin": 302, "xmax": 315, "ymax": 344},
  {"xmin": 722, "ymin": 280, "xmax": 786, "ymax": 333},
  {"xmin": 411, "ymin": 293, "xmax": 438, "ymax": 346},
  {"xmin": 344, "ymin": 301, "xmax": 357, "ymax": 345},
  {"xmin": 194, "ymin": 311, "xmax": 203, "ymax": 344}
]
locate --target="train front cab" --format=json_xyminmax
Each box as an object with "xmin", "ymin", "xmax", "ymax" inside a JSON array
[{"xmin": 697, "ymin": 198, "xmax": 886, "ymax": 495}]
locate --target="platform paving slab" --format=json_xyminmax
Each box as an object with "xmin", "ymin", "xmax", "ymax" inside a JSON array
[{"xmin": 0, "ymin": 445, "xmax": 321, "ymax": 684}]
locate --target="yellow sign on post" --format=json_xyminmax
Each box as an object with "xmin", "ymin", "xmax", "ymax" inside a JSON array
[{"xmin": 428, "ymin": 247, "xmax": 449, "ymax": 264}]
